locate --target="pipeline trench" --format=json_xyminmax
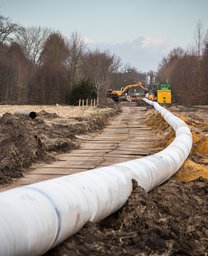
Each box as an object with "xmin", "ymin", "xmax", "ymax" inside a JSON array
[{"xmin": 0, "ymin": 102, "xmax": 207, "ymax": 256}]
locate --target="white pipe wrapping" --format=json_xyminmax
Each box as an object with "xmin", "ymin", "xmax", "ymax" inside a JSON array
[{"xmin": 0, "ymin": 100, "xmax": 192, "ymax": 256}]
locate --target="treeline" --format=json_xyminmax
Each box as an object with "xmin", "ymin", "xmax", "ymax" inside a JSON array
[
  {"xmin": 157, "ymin": 23, "xmax": 208, "ymax": 105},
  {"xmin": 1, "ymin": 14, "xmax": 207, "ymax": 105},
  {"xmin": 0, "ymin": 14, "xmax": 145, "ymax": 105}
]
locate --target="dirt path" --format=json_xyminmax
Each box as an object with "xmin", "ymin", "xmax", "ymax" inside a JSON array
[{"xmin": 1, "ymin": 105, "xmax": 157, "ymax": 190}]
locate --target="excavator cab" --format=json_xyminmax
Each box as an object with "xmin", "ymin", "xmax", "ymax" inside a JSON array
[{"xmin": 106, "ymin": 89, "xmax": 119, "ymax": 102}]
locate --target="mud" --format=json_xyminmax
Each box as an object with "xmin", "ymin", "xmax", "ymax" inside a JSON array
[
  {"xmin": 0, "ymin": 108, "xmax": 118, "ymax": 186},
  {"xmin": 46, "ymin": 179, "xmax": 208, "ymax": 256}
]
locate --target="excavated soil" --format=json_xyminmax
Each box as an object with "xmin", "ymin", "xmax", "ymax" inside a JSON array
[
  {"xmin": 46, "ymin": 178, "xmax": 208, "ymax": 256},
  {"xmin": 46, "ymin": 104, "xmax": 208, "ymax": 256},
  {"xmin": 145, "ymin": 105, "xmax": 208, "ymax": 181},
  {"xmin": 167, "ymin": 105, "xmax": 208, "ymax": 181},
  {"xmin": 0, "ymin": 107, "xmax": 118, "ymax": 186}
]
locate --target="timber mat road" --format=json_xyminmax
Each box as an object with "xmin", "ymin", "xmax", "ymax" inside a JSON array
[{"xmin": 1, "ymin": 105, "xmax": 158, "ymax": 190}]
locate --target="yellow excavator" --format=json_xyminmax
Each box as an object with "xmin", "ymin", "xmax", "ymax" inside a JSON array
[{"xmin": 107, "ymin": 82, "xmax": 148, "ymax": 101}]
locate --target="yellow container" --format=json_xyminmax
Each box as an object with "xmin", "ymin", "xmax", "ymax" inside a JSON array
[{"xmin": 157, "ymin": 90, "xmax": 171, "ymax": 104}]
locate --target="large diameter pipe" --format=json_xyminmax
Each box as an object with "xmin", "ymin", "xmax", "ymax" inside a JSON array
[
  {"xmin": 0, "ymin": 100, "xmax": 192, "ymax": 256},
  {"xmin": 14, "ymin": 110, "xmax": 37, "ymax": 119}
]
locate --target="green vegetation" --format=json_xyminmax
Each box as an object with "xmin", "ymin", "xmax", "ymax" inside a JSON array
[{"xmin": 67, "ymin": 80, "xmax": 96, "ymax": 105}]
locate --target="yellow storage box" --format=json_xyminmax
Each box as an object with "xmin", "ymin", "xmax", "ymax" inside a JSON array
[{"xmin": 157, "ymin": 89, "xmax": 171, "ymax": 104}]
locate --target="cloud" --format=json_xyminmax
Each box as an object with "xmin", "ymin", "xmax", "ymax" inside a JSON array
[
  {"xmin": 88, "ymin": 36, "xmax": 170, "ymax": 72},
  {"xmin": 141, "ymin": 36, "xmax": 168, "ymax": 49},
  {"xmin": 82, "ymin": 37, "xmax": 95, "ymax": 44}
]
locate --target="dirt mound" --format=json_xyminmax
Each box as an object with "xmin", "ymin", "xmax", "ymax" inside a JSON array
[
  {"xmin": 173, "ymin": 112, "xmax": 208, "ymax": 181},
  {"xmin": 174, "ymin": 159, "xmax": 208, "ymax": 181},
  {"xmin": 194, "ymin": 137, "xmax": 208, "ymax": 156},
  {"xmin": 38, "ymin": 110, "xmax": 59, "ymax": 118},
  {"xmin": 145, "ymin": 110, "xmax": 169, "ymax": 132},
  {"xmin": 46, "ymin": 178, "xmax": 208, "ymax": 256},
  {"xmin": 145, "ymin": 110, "xmax": 175, "ymax": 148},
  {"xmin": 0, "ymin": 109, "xmax": 118, "ymax": 186},
  {"xmin": 0, "ymin": 113, "xmax": 51, "ymax": 185},
  {"xmin": 98, "ymin": 98, "xmax": 121, "ymax": 110},
  {"xmin": 146, "ymin": 108, "xmax": 208, "ymax": 181}
]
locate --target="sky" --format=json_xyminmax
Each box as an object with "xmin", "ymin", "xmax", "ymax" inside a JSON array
[{"xmin": 0, "ymin": 0, "xmax": 208, "ymax": 72}]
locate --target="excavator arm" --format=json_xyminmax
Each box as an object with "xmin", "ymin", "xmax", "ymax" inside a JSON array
[
  {"xmin": 107, "ymin": 82, "xmax": 149, "ymax": 102},
  {"xmin": 121, "ymin": 82, "xmax": 148, "ymax": 95}
]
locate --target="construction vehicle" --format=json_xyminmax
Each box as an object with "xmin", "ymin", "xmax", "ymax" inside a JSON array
[
  {"xmin": 107, "ymin": 82, "xmax": 148, "ymax": 102},
  {"xmin": 148, "ymin": 91, "xmax": 156, "ymax": 101},
  {"xmin": 106, "ymin": 89, "xmax": 120, "ymax": 102},
  {"xmin": 108, "ymin": 82, "xmax": 172, "ymax": 104},
  {"xmin": 157, "ymin": 83, "xmax": 171, "ymax": 103}
]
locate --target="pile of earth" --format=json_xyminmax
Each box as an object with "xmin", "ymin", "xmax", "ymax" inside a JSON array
[
  {"xmin": 172, "ymin": 107, "xmax": 208, "ymax": 181},
  {"xmin": 145, "ymin": 107, "xmax": 208, "ymax": 181},
  {"xmin": 46, "ymin": 178, "xmax": 208, "ymax": 256},
  {"xmin": 0, "ymin": 108, "xmax": 118, "ymax": 186},
  {"xmin": 172, "ymin": 106, "xmax": 208, "ymax": 180},
  {"xmin": 145, "ymin": 109, "xmax": 175, "ymax": 148}
]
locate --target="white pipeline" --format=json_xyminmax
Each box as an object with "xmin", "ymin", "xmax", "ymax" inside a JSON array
[{"xmin": 0, "ymin": 100, "xmax": 192, "ymax": 256}]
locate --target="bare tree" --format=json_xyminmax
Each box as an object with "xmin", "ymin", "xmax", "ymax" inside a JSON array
[
  {"xmin": 111, "ymin": 66, "xmax": 146, "ymax": 91},
  {"xmin": 15, "ymin": 26, "xmax": 51, "ymax": 64},
  {"xmin": 191, "ymin": 22, "xmax": 206, "ymax": 103},
  {"xmin": 40, "ymin": 32, "xmax": 69, "ymax": 65},
  {"xmin": 81, "ymin": 49, "xmax": 121, "ymax": 105},
  {"xmin": 36, "ymin": 32, "xmax": 70, "ymax": 104},
  {"xmin": 67, "ymin": 31, "xmax": 86, "ymax": 86},
  {"xmin": 158, "ymin": 47, "xmax": 185, "ymax": 83},
  {"xmin": 0, "ymin": 42, "xmax": 31, "ymax": 103},
  {"xmin": 157, "ymin": 24, "xmax": 208, "ymax": 105},
  {"xmin": 201, "ymin": 35, "xmax": 208, "ymax": 104},
  {"xmin": 193, "ymin": 21, "xmax": 204, "ymax": 57},
  {"xmin": 9, "ymin": 42, "xmax": 32, "ymax": 103},
  {"xmin": 0, "ymin": 15, "xmax": 21, "ymax": 44}
]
